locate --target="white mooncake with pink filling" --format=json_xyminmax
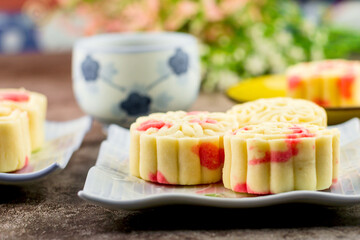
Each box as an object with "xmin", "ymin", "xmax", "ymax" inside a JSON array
[
  {"xmin": 223, "ymin": 123, "xmax": 340, "ymax": 194},
  {"xmin": 130, "ymin": 111, "xmax": 238, "ymax": 185},
  {"xmin": 0, "ymin": 107, "xmax": 31, "ymax": 172},
  {"xmin": 227, "ymin": 97, "xmax": 327, "ymax": 127},
  {"xmin": 286, "ymin": 59, "xmax": 360, "ymax": 107},
  {"xmin": 0, "ymin": 88, "xmax": 47, "ymax": 152}
]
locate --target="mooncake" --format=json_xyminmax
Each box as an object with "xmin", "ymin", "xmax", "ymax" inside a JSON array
[
  {"xmin": 286, "ymin": 59, "xmax": 360, "ymax": 107},
  {"xmin": 223, "ymin": 122, "xmax": 340, "ymax": 194},
  {"xmin": 129, "ymin": 111, "xmax": 238, "ymax": 185},
  {"xmin": 0, "ymin": 88, "xmax": 47, "ymax": 152}
]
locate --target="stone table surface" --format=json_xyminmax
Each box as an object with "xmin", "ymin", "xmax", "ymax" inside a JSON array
[{"xmin": 1, "ymin": 53, "xmax": 360, "ymax": 240}]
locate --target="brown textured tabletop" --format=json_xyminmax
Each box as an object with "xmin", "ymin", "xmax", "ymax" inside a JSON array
[{"xmin": 1, "ymin": 53, "xmax": 360, "ymax": 240}]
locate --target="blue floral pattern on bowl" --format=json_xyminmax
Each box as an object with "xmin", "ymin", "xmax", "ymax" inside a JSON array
[
  {"xmin": 168, "ymin": 48, "xmax": 189, "ymax": 75},
  {"xmin": 120, "ymin": 92, "xmax": 152, "ymax": 116},
  {"xmin": 81, "ymin": 55, "xmax": 100, "ymax": 81}
]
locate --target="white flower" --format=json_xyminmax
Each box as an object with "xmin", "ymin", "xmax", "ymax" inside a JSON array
[
  {"xmin": 247, "ymin": 23, "xmax": 265, "ymax": 39},
  {"xmin": 289, "ymin": 46, "xmax": 306, "ymax": 62},
  {"xmin": 244, "ymin": 54, "xmax": 267, "ymax": 75},
  {"xmin": 254, "ymin": 38, "xmax": 276, "ymax": 58},
  {"xmin": 275, "ymin": 31, "xmax": 293, "ymax": 47},
  {"xmin": 212, "ymin": 52, "xmax": 227, "ymax": 65},
  {"xmin": 311, "ymin": 47, "xmax": 324, "ymax": 60},
  {"xmin": 302, "ymin": 20, "xmax": 316, "ymax": 37},
  {"xmin": 233, "ymin": 48, "xmax": 245, "ymax": 61},
  {"xmin": 217, "ymin": 70, "xmax": 239, "ymax": 91},
  {"xmin": 269, "ymin": 53, "xmax": 287, "ymax": 73}
]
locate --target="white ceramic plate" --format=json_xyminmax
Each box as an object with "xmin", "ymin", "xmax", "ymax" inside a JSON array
[
  {"xmin": 0, "ymin": 116, "xmax": 92, "ymax": 184},
  {"xmin": 78, "ymin": 119, "xmax": 360, "ymax": 210}
]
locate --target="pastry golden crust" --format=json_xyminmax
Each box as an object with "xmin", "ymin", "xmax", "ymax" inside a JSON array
[
  {"xmin": 129, "ymin": 111, "xmax": 238, "ymax": 185},
  {"xmin": 223, "ymin": 122, "xmax": 340, "ymax": 194},
  {"xmin": 227, "ymin": 97, "xmax": 327, "ymax": 127}
]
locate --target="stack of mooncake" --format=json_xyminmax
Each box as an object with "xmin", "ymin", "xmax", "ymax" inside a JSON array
[
  {"xmin": 0, "ymin": 89, "xmax": 47, "ymax": 172},
  {"xmin": 129, "ymin": 97, "xmax": 340, "ymax": 194}
]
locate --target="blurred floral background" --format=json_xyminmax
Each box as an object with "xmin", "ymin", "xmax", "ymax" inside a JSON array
[{"xmin": 1, "ymin": 0, "xmax": 360, "ymax": 92}]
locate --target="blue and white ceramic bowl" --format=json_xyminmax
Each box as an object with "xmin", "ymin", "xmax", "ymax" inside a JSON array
[{"xmin": 72, "ymin": 32, "xmax": 200, "ymax": 127}]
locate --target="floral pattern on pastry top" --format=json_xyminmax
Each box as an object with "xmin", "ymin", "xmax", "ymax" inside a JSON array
[
  {"xmin": 189, "ymin": 118, "xmax": 217, "ymax": 125},
  {"xmin": 131, "ymin": 111, "xmax": 238, "ymax": 137},
  {"xmin": 227, "ymin": 97, "xmax": 327, "ymax": 127},
  {"xmin": 287, "ymin": 125, "xmax": 316, "ymax": 138},
  {"xmin": 136, "ymin": 119, "xmax": 172, "ymax": 131},
  {"xmin": 229, "ymin": 122, "xmax": 337, "ymax": 140}
]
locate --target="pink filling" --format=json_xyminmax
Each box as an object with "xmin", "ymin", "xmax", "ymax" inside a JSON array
[
  {"xmin": 136, "ymin": 119, "xmax": 172, "ymax": 131},
  {"xmin": 234, "ymin": 183, "xmax": 247, "ymax": 192},
  {"xmin": 192, "ymin": 143, "xmax": 224, "ymax": 170},
  {"xmin": 189, "ymin": 118, "xmax": 217, "ymax": 125},
  {"xmin": 338, "ymin": 74, "xmax": 355, "ymax": 99},
  {"xmin": 232, "ymin": 127, "xmax": 250, "ymax": 135},
  {"xmin": 148, "ymin": 172, "xmax": 157, "ymax": 182},
  {"xmin": 248, "ymin": 151, "xmax": 271, "ymax": 165},
  {"xmin": 248, "ymin": 139, "xmax": 300, "ymax": 165},
  {"xmin": 288, "ymin": 75, "xmax": 302, "ymax": 90},
  {"xmin": 0, "ymin": 92, "xmax": 30, "ymax": 102},
  {"xmin": 148, "ymin": 171, "xmax": 170, "ymax": 184},
  {"xmin": 156, "ymin": 171, "xmax": 170, "ymax": 184},
  {"xmin": 287, "ymin": 126, "xmax": 315, "ymax": 139},
  {"xmin": 24, "ymin": 156, "xmax": 29, "ymax": 167},
  {"xmin": 312, "ymin": 98, "xmax": 330, "ymax": 107}
]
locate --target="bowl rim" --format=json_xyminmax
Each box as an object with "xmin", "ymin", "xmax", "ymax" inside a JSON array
[{"xmin": 74, "ymin": 32, "xmax": 198, "ymax": 54}]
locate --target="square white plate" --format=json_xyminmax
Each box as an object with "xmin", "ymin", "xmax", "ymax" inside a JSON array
[
  {"xmin": 0, "ymin": 116, "xmax": 92, "ymax": 184},
  {"xmin": 78, "ymin": 118, "xmax": 360, "ymax": 210}
]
